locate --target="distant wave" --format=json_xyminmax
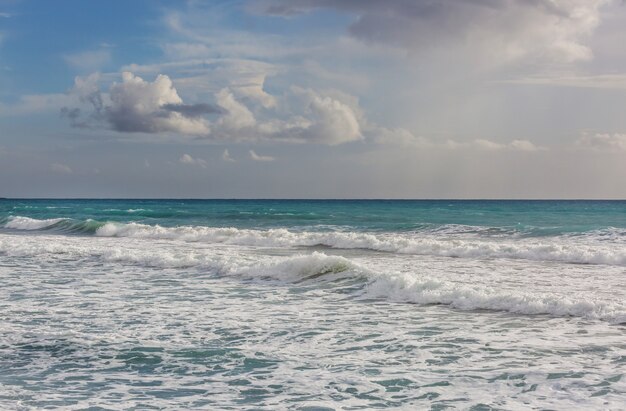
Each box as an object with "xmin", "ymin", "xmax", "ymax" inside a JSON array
[
  {"xmin": 3, "ymin": 216, "xmax": 626, "ymax": 266},
  {"xmin": 2, "ymin": 216, "xmax": 105, "ymax": 234},
  {"xmin": 4, "ymin": 216, "xmax": 68, "ymax": 230}
]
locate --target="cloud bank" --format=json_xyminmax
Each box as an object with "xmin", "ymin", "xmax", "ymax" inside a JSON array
[
  {"xmin": 255, "ymin": 0, "xmax": 608, "ymax": 65},
  {"xmin": 577, "ymin": 133, "xmax": 626, "ymax": 151},
  {"xmin": 63, "ymin": 71, "xmax": 366, "ymax": 145}
]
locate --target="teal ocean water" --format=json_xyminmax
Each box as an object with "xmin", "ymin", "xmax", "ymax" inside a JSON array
[{"xmin": 1, "ymin": 199, "xmax": 625, "ymax": 409}]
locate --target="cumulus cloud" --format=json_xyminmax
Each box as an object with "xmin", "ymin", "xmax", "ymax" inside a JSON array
[
  {"xmin": 63, "ymin": 72, "xmax": 212, "ymax": 135},
  {"xmin": 249, "ymin": 150, "xmax": 275, "ymax": 161},
  {"xmin": 162, "ymin": 102, "xmax": 222, "ymax": 117},
  {"xmin": 215, "ymin": 88, "xmax": 256, "ymax": 131},
  {"xmin": 50, "ymin": 163, "xmax": 72, "ymax": 174},
  {"xmin": 222, "ymin": 149, "xmax": 235, "ymax": 162},
  {"xmin": 107, "ymin": 72, "xmax": 211, "ymax": 134},
  {"xmin": 179, "ymin": 153, "xmax": 208, "ymax": 167},
  {"xmin": 289, "ymin": 87, "xmax": 362, "ymax": 144},
  {"xmin": 577, "ymin": 133, "xmax": 626, "ymax": 151},
  {"xmin": 63, "ymin": 71, "xmax": 366, "ymax": 145},
  {"xmin": 255, "ymin": 0, "xmax": 608, "ymax": 65}
]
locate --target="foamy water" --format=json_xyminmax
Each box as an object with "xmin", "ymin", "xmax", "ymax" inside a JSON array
[{"xmin": 1, "ymin": 200, "xmax": 625, "ymax": 409}]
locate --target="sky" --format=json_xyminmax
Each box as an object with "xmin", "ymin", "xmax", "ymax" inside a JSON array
[{"xmin": 1, "ymin": 0, "xmax": 626, "ymax": 198}]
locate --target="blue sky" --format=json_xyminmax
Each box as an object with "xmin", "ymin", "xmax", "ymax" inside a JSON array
[{"xmin": 1, "ymin": 0, "xmax": 626, "ymax": 198}]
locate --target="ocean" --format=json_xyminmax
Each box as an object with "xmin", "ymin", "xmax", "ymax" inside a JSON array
[{"xmin": 0, "ymin": 199, "xmax": 625, "ymax": 409}]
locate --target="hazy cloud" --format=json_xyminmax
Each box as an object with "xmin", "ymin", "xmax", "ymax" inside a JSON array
[
  {"xmin": 50, "ymin": 163, "xmax": 72, "ymax": 174},
  {"xmin": 577, "ymin": 133, "xmax": 626, "ymax": 151},
  {"xmin": 463, "ymin": 139, "xmax": 546, "ymax": 152},
  {"xmin": 249, "ymin": 150, "xmax": 275, "ymax": 162},
  {"xmin": 255, "ymin": 0, "xmax": 608, "ymax": 65},
  {"xmin": 0, "ymin": 93, "xmax": 74, "ymax": 116},
  {"xmin": 179, "ymin": 153, "xmax": 208, "ymax": 167},
  {"xmin": 373, "ymin": 130, "xmax": 545, "ymax": 152},
  {"xmin": 509, "ymin": 139, "xmax": 545, "ymax": 152},
  {"xmin": 64, "ymin": 49, "xmax": 111, "ymax": 71},
  {"xmin": 500, "ymin": 73, "xmax": 626, "ymax": 89},
  {"xmin": 222, "ymin": 149, "xmax": 235, "ymax": 162}
]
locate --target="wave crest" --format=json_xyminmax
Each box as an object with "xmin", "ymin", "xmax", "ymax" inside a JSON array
[
  {"xmin": 365, "ymin": 274, "xmax": 626, "ymax": 323},
  {"xmin": 3, "ymin": 216, "xmax": 626, "ymax": 266}
]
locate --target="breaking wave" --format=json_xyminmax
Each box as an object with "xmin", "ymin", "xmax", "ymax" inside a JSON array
[
  {"xmin": 2, "ymin": 216, "xmax": 626, "ymax": 266},
  {"xmin": 364, "ymin": 274, "xmax": 626, "ymax": 324},
  {"xmin": 2, "ymin": 216, "xmax": 105, "ymax": 234},
  {"xmin": 2, "ymin": 229, "xmax": 624, "ymax": 323}
]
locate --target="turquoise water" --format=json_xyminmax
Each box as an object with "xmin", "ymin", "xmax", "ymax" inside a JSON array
[
  {"xmin": 2, "ymin": 199, "xmax": 626, "ymax": 234},
  {"xmin": 1, "ymin": 200, "xmax": 625, "ymax": 409}
]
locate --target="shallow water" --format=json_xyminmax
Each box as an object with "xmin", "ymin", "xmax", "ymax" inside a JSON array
[{"xmin": 1, "ymin": 200, "xmax": 625, "ymax": 409}]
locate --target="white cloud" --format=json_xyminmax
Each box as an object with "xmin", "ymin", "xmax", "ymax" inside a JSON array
[
  {"xmin": 64, "ymin": 72, "xmax": 213, "ymax": 135},
  {"xmin": 63, "ymin": 71, "xmax": 368, "ymax": 145},
  {"xmin": 179, "ymin": 153, "xmax": 208, "ymax": 167},
  {"xmin": 290, "ymin": 87, "xmax": 362, "ymax": 145},
  {"xmin": 509, "ymin": 139, "xmax": 544, "ymax": 152},
  {"xmin": 577, "ymin": 133, "xmax": 626, "ymax": 151},
  {"xmin": 473, "ymin": 139, "xmax": 506, "ymax": 151},
  {"xmin": 50, "ymin": 163, "xmax": 72, "ymax": 174},
  {"xmin": 372, "ymin": 129, "xmax": 545, "ymax": 152},
  {"xmin": 107, "ymin": 72, "xmax": 211, "ymax": 134},
  {"xmin": 222, "ymin": 149, "xmax": 235, "ymax": 162},
  {"xmin": 215, "ymin": 88, "xmax": 256, "ymax": 131},
  {"xmin": 471, "ymin": 139, "xmax": 545, "ymax": 152},
  {"xmin": 249, "ymin": 150, "xmax": 275, "ymax": 161},
  {"xmin": 368, "ymin": 124, "xmax": 427, "ymax": 146},
  {"xmin": 63, "ymin": 49, "xmax": 111, "ymax": 71}
]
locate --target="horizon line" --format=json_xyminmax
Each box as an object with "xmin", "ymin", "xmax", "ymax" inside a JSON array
[{"xmin": 1, "ymin": 197, "xmax": 625, "ymax": 201}]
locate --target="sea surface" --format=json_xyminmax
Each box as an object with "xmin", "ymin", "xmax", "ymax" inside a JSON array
[{"xmin": 1, "ymin": 199, "xmax": 625, "ymax": 410}]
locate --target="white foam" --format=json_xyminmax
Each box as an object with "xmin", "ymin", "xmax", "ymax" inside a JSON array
[
  {"xmin": 233, "ymin": 252, "xmax": 358, "ymax": 282},
  {"xmin": 4, "ymin": 216, "xmax": 66, "ymax": 230},
  {"xmin": 95, "ymin": 222, "xmax": 626, "ymax": 266},
  {"xmin": 3, "ymin": 217, "xmax": 626, "ymax": 266},
  {"xmin": 364, "ymin": 273, "xmax": 626, "ymax": 324},
  {"xmin": 1, "ymin": 231, "xmax": 626, "ymax": 324}
]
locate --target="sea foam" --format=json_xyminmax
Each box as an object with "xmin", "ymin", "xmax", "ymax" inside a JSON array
[
  {"xmin": 94, "ymin": 222, "xmax": 626, "ymax": 266},
  {"xmin": 2, "ymin": 229, "xmax": 625, "ymax": 323},
  {"xmin": 4, "ymin": 216, "xmax": 67, "ymax": 230},
  {"xmin": 3, "ymin": 216, "xmax": 626, "ymax": 266}
]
